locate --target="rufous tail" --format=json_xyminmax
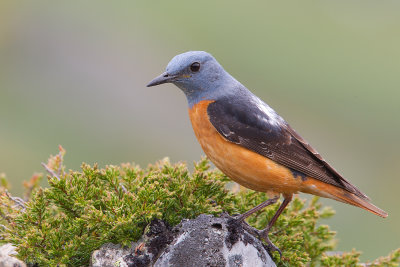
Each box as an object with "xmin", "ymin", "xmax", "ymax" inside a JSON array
[{"xmin": 303, "ymin": 180, "xmax": 388, "ymax": 218}]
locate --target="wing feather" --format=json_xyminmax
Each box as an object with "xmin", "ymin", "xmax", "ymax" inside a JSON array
[{"xmin": 207, "ymin": 97, "xmax": 369, "ymax": 200}]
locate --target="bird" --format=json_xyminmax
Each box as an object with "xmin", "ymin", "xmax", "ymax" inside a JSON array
[{"xmin": 147, "ymin": 51, "xmax": 388, "ymax": 254}]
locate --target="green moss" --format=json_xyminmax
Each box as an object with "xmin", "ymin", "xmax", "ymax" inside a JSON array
[{"xmin": 0, "ymin": 148, "xmax": 399, "ymax": 266}]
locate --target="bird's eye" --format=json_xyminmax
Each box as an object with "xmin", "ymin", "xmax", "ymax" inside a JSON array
[{"xmin": 190, "ymin": 62, "xmax": 201, "ymax": 72}]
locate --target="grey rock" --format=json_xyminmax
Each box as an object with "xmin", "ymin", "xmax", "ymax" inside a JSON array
[
  {"xmin": 154, "ymin": 214, "xmax": 275, "ymax": 267},
  {"xmin": 91, "ymin": 214, "xmax": 276, "ymax": 267},
  {"xmin": 0, "ymin": 243, "xmax": 26, "ymax": 267},
  {"xmin": 90, "ymin": 242, "xmax": 134, "ymax": 267}
]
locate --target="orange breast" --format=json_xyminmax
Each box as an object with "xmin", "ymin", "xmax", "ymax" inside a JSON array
[{"xmin": 188, "ymin": 100, "xmax": 305, "ymax": 196}]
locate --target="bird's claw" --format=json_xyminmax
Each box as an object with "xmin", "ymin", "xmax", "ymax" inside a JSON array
[
  {"xmin": 232, "ymin": 215, "xmax": 282, "ymax": 259},
  {"xmin": 233, "ymin": 213, "xmax": 246, "ymax": 222},
  {"xmin": 261, "ymin": 229, "xmax": 282, "ymax": 259}
]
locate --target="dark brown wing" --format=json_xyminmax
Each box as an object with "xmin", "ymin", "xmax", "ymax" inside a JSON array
[{"xmin": 207, "ymin": 97, "xmax": 369, "ymax": 200}]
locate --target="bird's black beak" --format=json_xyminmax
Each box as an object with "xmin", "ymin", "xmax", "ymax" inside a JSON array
[{"xmin": 147, "ymin": 72, "xmax": 175, "ymax": 87}]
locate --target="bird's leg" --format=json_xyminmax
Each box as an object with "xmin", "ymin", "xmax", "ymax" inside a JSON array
[
  {"xmin": 236, "ymin": 195, "xmax": 279, "ymax": 222},
  {"xmin": 260, "ymin": 195, "xmax": 293, "ymax": 257}
]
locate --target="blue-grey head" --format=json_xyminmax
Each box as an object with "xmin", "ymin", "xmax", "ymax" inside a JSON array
[{"xmin": 147, "ymin": 51, "xmax": 239, "ymax": 107}]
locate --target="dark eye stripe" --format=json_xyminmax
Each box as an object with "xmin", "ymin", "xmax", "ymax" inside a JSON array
[{"xmin": 190, "ymin": 62, "xmax": 200, "ymax": 72}]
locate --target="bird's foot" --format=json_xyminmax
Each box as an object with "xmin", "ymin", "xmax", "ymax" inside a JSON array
[
  {"xmin": 234, "ymin": 213, "xmax": 247, "ymax": 222},
  {"xmin": 231, "ymin": 215, "xmax": 282, "ymax": 258},
  {"xmin": 260, "ymin": 229, "xmax": 282, "ymax": 259}
]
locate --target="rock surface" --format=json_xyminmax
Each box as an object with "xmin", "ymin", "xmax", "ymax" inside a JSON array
[
  {"xmin": 0, "ymin": 243, "xmax": 26, "ymax": 267},
  {"xmin": 91, "ymin": 242, "xmax": 134, "ymax": 267},
  {"xmin": 91, "ymin": 214, "xmax": 276, "ymax": 267}
]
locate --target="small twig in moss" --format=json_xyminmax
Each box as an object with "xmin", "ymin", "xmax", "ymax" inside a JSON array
[
  {"xmin": 119, "ymin": 183, "xmax": 128, "ymax": 193},
  {"xmin": 41, "ymin": 162, "xmax": 60, "ymax": 180},
  {"xmin": 5, "ymin": 191, "xmax": 26, "ymax": 211},
  {"xmin": 0, "ymin": 224, "xmax": 10, "ymax": 232}
]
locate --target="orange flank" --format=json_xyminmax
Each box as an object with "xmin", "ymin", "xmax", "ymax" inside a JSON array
[
  {"xmin": 189, "ymin": 100, "xmax": 388, "ymax": 218},
  {"xmin": 189, "ymin": 100, "xmax": 303, "ymax": 196}
]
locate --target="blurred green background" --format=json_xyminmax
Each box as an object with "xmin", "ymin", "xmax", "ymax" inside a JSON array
[{"xmin": 1, "ymin": 0, "xmax": 399, "ymax": 261}]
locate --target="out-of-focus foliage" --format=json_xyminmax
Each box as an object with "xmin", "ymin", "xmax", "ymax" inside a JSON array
[{"xmin": 0, "ymin": 149, "xmax": 398, "ymax": 266}]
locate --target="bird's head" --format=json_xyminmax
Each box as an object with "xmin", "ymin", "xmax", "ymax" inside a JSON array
[{"xmin": 147, "ymin": 51, "xmax": 234, "ymax": 106}]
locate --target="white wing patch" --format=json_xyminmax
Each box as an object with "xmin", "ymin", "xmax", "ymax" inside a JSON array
[{"xmin": 253, "ymin": 96, "xmax": 283, "ymax": 127}]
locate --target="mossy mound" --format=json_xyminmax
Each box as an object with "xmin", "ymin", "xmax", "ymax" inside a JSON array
[{"xmin": 0, "ymin": 148, "xmax": 399, "ymax": 266}]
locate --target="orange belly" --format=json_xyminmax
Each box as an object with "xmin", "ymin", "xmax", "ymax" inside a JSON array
[{"xmin": 188, "ymin": 100, "xmax": 305, "ymax": 196}]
